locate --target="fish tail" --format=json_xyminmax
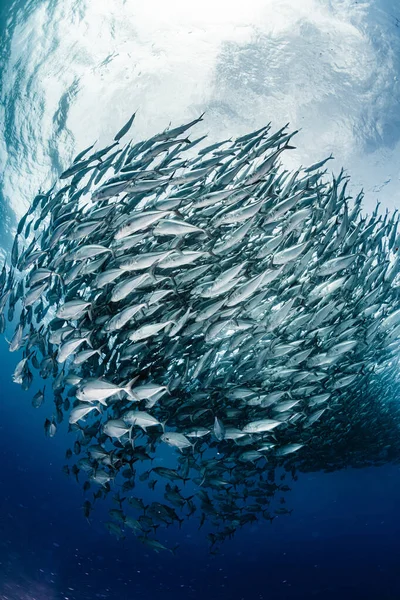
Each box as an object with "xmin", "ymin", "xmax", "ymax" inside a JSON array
[
  {"xmin": 128, "ymin": 426, "xmax": 135, "ymax": 449},
  {"xmin": 124, "ymin": 375, "xmax": 139, "ymax": 399},
  {"xmin": 85, "ymin": 330, "xmax": 93, "ymax": 349}
]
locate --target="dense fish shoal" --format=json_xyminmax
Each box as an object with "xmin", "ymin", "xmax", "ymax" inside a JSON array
[{"xmin": 1, "ymin": 111, "xmax": 400, "ymax": 551}]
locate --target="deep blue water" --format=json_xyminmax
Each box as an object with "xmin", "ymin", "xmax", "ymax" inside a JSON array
[
  {"xmin": 2, "ymin": 339, "xmax": 400, "ymax": 600},
  {"xmin": 1, "ymin": 1, "xmax": 400, "ymax": 598}
]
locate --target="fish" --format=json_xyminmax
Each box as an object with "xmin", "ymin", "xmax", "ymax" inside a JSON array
[
  {"xmin": 123, "ymin": 410, "xmax": 164, "ymax": 431},
  {"xmin": 213, "ymin": 417, "xmax": 225, "ymax": 441},
  {"xmin": 44, "ymin": 417, "xmax": 57, "ymax": 438},
  {"xmin": 76, "ymin": 378, "xmax": 138, "ymax": 404},
  {"xmin": 136, "ymin": 536, "xmax": 175, "ymax": 554},
  {"xmin": 3, "ymin": 114, "xmax": 400, "ymax": 553},
  {"xmin": 103, "ymin": 304, "xmax": 146, "ymax": 332},
  {"xmin": 242, "ymin": 419, "xmax": 283, "ymax": 434},
  {"xmin": 57, "ymin": 332, "xmax": 92, "ymax": 364},
  {"xmin": 102, "ymin": 419, "xmax": 132, "ymax": 440},
  {"xmin": 69, "ymin": 403, "xmax": 101, "ymax": 424},
  {"xmin": 275, "ymin": 444, "xmax": 304, "ymax": 456},
  {"xmin": 56, "ymin": 300, "xmax": 91, "ymax": 321},
  {"xmin": 32, "ymin": 386, "xmax": 45, "ymax": 408},
  {"xmin": 114, "ymin": 112, "xmax": 137, "ymax": 142},
  {"xmin": 12, "ymin": 354, "xmax": 32, "ymax": 384},
  {"xmin": 161, "ymin": 432, "xmax": 193, "ymax": 451},
  {"xmin": 91, "ymin": 469, "xmax": 112, "ymax": 487}
]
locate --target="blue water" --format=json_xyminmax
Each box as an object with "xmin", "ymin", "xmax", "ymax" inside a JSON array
[
  {"xmin": 2, "ymin": 1, "xmax": 400, "ymax": 598},
  {"xmin": 2, "ymin": 345, "xmax": 400, "ymax": 600}
]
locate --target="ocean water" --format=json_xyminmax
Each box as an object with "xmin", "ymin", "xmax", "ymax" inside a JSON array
[{"xmin": 1, "ymin": 1, "xmax": 400, "ymax": 599}]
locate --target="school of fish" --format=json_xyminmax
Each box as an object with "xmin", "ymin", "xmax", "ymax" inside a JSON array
[{"xmin": 2, "ymin": 111, "xmax": 400, "ymax": 553}]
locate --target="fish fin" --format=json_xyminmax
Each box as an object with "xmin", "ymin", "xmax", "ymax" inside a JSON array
[
  {"xmin": 148, "ymin": 264, "xmax": 157, "ymax": 281},
  {"xmin": 171, "ymin": 544, "xmax": 179, "ymax": 555}
]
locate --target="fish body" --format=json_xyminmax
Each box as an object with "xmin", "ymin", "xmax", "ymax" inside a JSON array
[
  {"xmin": 161, "ymin": 432, "xmax": 192, "ymax": 451},
  {"xmin": 242, "ymin": 419, "xmax": 282, "ymax": 434},
  {"xmin": 76, "ymin": 378, "xmax": 137, "ymax": 404},
  {"xmin": 124, "ymin": 410, "xmax": 163, "ymax": 430},
  {"xmin": 69, "ymin": 403, "xmax": 100, "ymax": 424}
]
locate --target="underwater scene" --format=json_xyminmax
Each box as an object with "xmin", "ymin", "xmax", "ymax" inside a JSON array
[{"xmin": 1, "ymin": 1, "xmax": 400, "ymax": 599}]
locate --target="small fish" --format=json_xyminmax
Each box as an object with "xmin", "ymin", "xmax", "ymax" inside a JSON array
[
  {"xmin": 32, "ymin": 387, "xmax": 45, "ymax": 408},
  {"xmin": 161, "ymin": 432, "xmax": 193, "ymax": 451},
  {"xmin": 69, "ymin": 403, "xmax": 101, "ymax": 424},
  {"xmin": 114, "ymin": 112, "xmax": 137, "ymax": 142},
  {"xmin": 213, "ymin": 417, "xmax": 225, "ymax": 441}
]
